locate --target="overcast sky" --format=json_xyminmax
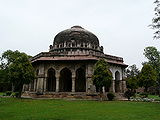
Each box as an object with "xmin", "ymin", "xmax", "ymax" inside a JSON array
[{"xmin": 0, "ymin": 0, "xmax": 160, "ymax": 69}]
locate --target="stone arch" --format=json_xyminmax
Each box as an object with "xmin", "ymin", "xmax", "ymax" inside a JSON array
[
  {"xmin": 75, "ymin": 67, "xmax": 86, "ymax": 92},
  {"xmin": 115, "ymin": 71, "xmax": 120, "ymax": 92},
  {"xmin": 46, "ymin": 68, "xmax": 56, "ymax": 92},
  {"xmin": 59, "ymin": 67, "xmax": 72, "ymax": 92}
]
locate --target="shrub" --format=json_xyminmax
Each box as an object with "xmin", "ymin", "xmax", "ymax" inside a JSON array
[
  {"xmin": 36, "ymin": 91, "xmax": 43, "ymax": 95},
  {"xmin": 5, "ymin": 91, "xmax": 12, "ymax": 96},
  {"xmin": 2, "ymin": 93, "xmax": 6, "ymax": 96},
  {"xmin": 11, "ymin": 92, "xmax": 19, "ymax": 98},
  {"xmin": 140, "ymin": 92, "xmax": 148, "ymax": 98},
  {"xmin": 107, "ymin": 92, "xmax": 115, "ymax": 101},
  {"xmin": 124, "ymin": 90, "xmax": 135, "ymax": 100}
]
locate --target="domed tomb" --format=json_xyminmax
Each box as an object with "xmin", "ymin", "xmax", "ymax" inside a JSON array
[
  {"xmin": 49, "ymin": 26, "xmax": 103, "ymax": 54},
  {"xmin": 23, "ymin": 25, "xmax": 128, "ymax": 98}
]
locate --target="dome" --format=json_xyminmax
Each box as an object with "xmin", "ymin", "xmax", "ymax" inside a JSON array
[
  {"xmin": 49, "ymin": 26, "xmax": 103, "ymax": 54},
  {"xmin": 53, "ymin": 26, "xmax": 99, "ymax": 46}
]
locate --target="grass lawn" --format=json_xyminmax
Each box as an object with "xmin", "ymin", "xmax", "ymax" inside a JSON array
[
  {"xmin": 148, "ymin": 95, "xmax": 160, "ymax": 100},
  {"xmin": 0, "ymin": 93, "xmax": 4, "ymax": 96},
  {"xmin": 0, "ymin": 98, "xmax": 160, "ymax": 120}
]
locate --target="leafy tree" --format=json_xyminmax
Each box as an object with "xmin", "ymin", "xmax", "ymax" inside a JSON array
[
  {"xmin": 144, "ymin": 46, "xmax": 160, "ymax": 95},
  {"xmin": 125, "ymin": 64, "xmax": 140, "ymax": 78},
  {"xmin": 0, "ymin": 68, "xmax": 8, "ymax": 83},
  {"xmin": 139, "ymin": 64, "xmax": 157, "ymax": 92},
  {"xmin": 0, "ymin": 50, "xmax": 35, "ymax": 97},
  {"xmin": 1, "ymin": 50, "xmax": 22, "ymax": 68},
  {"xmin": 144, "ymin": 47, "xmax": 160, "ymax": 69},
  {"xmin": 125, "ymin": 64, "xmax": 140, "ymax": 92},
  {"xmin": 124, "ymin": 89, "xmax": 135, "ymax": 100},
  {"xmin": 150, "ymin": 0, "xmax": 160, "ymax": 39},
  {"xmin": 92, "ymin": 59, "xmax": 112, "ymax": 94}
]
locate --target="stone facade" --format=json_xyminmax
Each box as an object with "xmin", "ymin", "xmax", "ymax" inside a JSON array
[{"xmin": 23, "ymin": 26, "xmax": 128, "ymax": 98}]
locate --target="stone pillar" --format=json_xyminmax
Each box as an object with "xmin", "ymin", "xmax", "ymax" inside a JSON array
[
  {"xmin": 43, "ymin": 77, "xmax": 47, "ymax": 92},
  {"xmin": 122, "ymin": 80, "xmax": 127, "ymax": 92},
  {"xmin": 56, "ymin": 71, "xmax": 60, "ymax": 92},
  {"xmin": 86, "ymin": 63, "xmax": 95, "ymax": 93},
  {"xmin": 37, "ymin": 74, "xmax": 45, "ymax": 93},
  {"xmin": 110, "ymin": 80, "xmax": 115, "ymax": 92},
  {"xmin": 56, "ymin": 78, "xmax": 59, "ymax": 92},
  {"xmin": 72, "ymin": 72, "xmax": 76, "ymax": 92},
  {"xmin": 34, "ymin": 79, "xmax": 37, "ymax": 92},
  {"xmin": 86, "ymin": 77, "xmax": 92, "ymax": 93},
  {"xmin": 28, "ymin": 83, "xmax": 31, "ymax": 91},
  {"xmin": 119, "ymin": 80, "xmax": 123, "ymax": 93}
]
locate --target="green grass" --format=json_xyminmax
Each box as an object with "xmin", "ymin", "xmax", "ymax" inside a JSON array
[
  {"xmin": 0, "ymin": 92, "xmax": 4, "ymax": 96},
  {"xmin": 148, "ymin": 95, "xmax": 160, "ymax": 100},
  {"xmin": 0, "ymin": 98, "xmax": 160, "ymax": 120}
]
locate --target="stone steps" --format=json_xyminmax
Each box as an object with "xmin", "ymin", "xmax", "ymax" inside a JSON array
[{"xmin": 22, "ymin": 92, "xmax": 126, "ymax": 100}]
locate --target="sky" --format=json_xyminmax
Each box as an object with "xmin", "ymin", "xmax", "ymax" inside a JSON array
[{"xmin": 0, "ymin": 0, "xmax": 160, "ymax": 69}]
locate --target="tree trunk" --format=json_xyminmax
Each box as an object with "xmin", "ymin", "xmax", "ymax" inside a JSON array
[
  {"xmin": 99, "ymin": 87, "xmax": 105, "ymax": 101},
  {"xmin": 158, "ymin": 84, "xmax": 160, "ymax": 97},
  {"xmin": 144, "ymin": 87, "xmax": 148, "ymax": 93},
  {"xmin": 17, "ymin": 85, "xmax": 23, "ymax": 98},
  {"xmin": 12, "ymin": 83, "xmax": 15, "ymax": 92}
]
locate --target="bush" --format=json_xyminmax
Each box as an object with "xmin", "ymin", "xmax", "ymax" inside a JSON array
[
  {"xmin": 2, "ymin": 93, "xmax": 6, "ymax": 96},
  {"xmin": 124, "ymin": 90, "xmax": 135, "ymax": 100},
  {"xmin": 11, "ymin": 92, "xmax": 19, "ymax": 98},
  {"xmin": 107, "ymin": 92, "xmax": 115, "ymax": 101},
  {"xmin": 36, "ymin": 91, "xmax": 43, "ymax": 95},
  {"xmin": 140, "ymin": 92, "xmax": 148, "ymax": 98},
  {"xmin": 5, "ymin": 91, "xmax": 12, "ymax": 96}
]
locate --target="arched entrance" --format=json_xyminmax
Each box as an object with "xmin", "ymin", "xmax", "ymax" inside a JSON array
[
  {"xmin": 115, "ymin": 71, "xmax": 120, "ymax": 92},
  {"xmin": 75, "ymin": 68, "xmax": 86, "ymax": 92},
  {"xmin": 59, "ymin": 68, "xmax": 72, "ymax": 92},
  {"xmin": 46, "ymin": 68, "xmax": 56, "ymax": 92}
]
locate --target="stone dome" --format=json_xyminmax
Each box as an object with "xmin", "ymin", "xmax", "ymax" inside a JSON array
[
  {"xmin": 53, "ymin": 26, "xmax": 99, "ymax": 46},
  {"xmin": 49, "ymin": 26, "xmax": 103, "ymax": 54}
]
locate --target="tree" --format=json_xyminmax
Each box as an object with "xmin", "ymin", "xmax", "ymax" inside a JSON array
[
  {"xmin": 144, "ymin": 46, "xmax": 160, "ymax": 95},
  {"xmin": 151, "ymin": 0, "xmax": 160, "ymax": 39},
  {"xmin": 0, "ymin": 50, "xmax": 35, "ymax": 97},
  {"xmin": 125, "ymin": 65, "xmax": 140, "ymax": 92},
  {"xmin": 92, "ymin": 59, "xmax": 112, "ymax": 94},
  {"xmin": 125, "ymin": 64, "xmax": 140, "ymax": 78},
  {"xmin": 139, "ymin": 64, "xmax": 157, "ymax": 92}
]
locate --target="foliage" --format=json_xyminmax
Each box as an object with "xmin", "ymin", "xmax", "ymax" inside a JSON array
[
  {"xmin": 125, "ymin": 64, "xmax": 140, "ymax": 78},
  {"xmin": 1, "ymin": 50, "xmax": 22, "ymax": 68},
  {"xmin": 140, "ymin": 92, "xmax": 148, "ymax": 98},
  {"xmin": 5, "ymin": 91, "xmax": 12, "ymax": 96},
  {"xmin": 0, "ymin": 69, "xmax": 8, "ymax": 83},
  {"xmin": 92, "ymin": 59, "xmax": 112, "ymax": 93},
  {"xmin": 144, "ymin": 46, "xmax": 160, "ymax": 95},
  {"xmin": 124, "ymin": 89, "xmax": 135, "ymax": 100},
  {"xmin": 0, "ymin": 50, "xmax": 35, "ymax": 97},
  {"xmin": 126, "ymin": 77, "xmax": 138, "ymax": 91},
  {"xmin": 125, "ymin": 65, "xmax": 140, "ymax": 91},
  {"xmin": 144, "ymin": 46, "xmax": 160, "ymax": 71},
  {"xmin": 11, "ymin": 92, "xmax": 19, "ymax": 98},
  {"xmin": 150, "ymin": 0, "xmax": 160, "ymax": 39},
  {"xmin": 0, "ymin": 98, "xmax": 160, "ymax": 120},
  {"xmin": 139, "ymin": 64, "xmax": 157, "ymax": 92},
  {"xmin": 107, "ymin": 92, "xmax": 115, "ymax": 101}
]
